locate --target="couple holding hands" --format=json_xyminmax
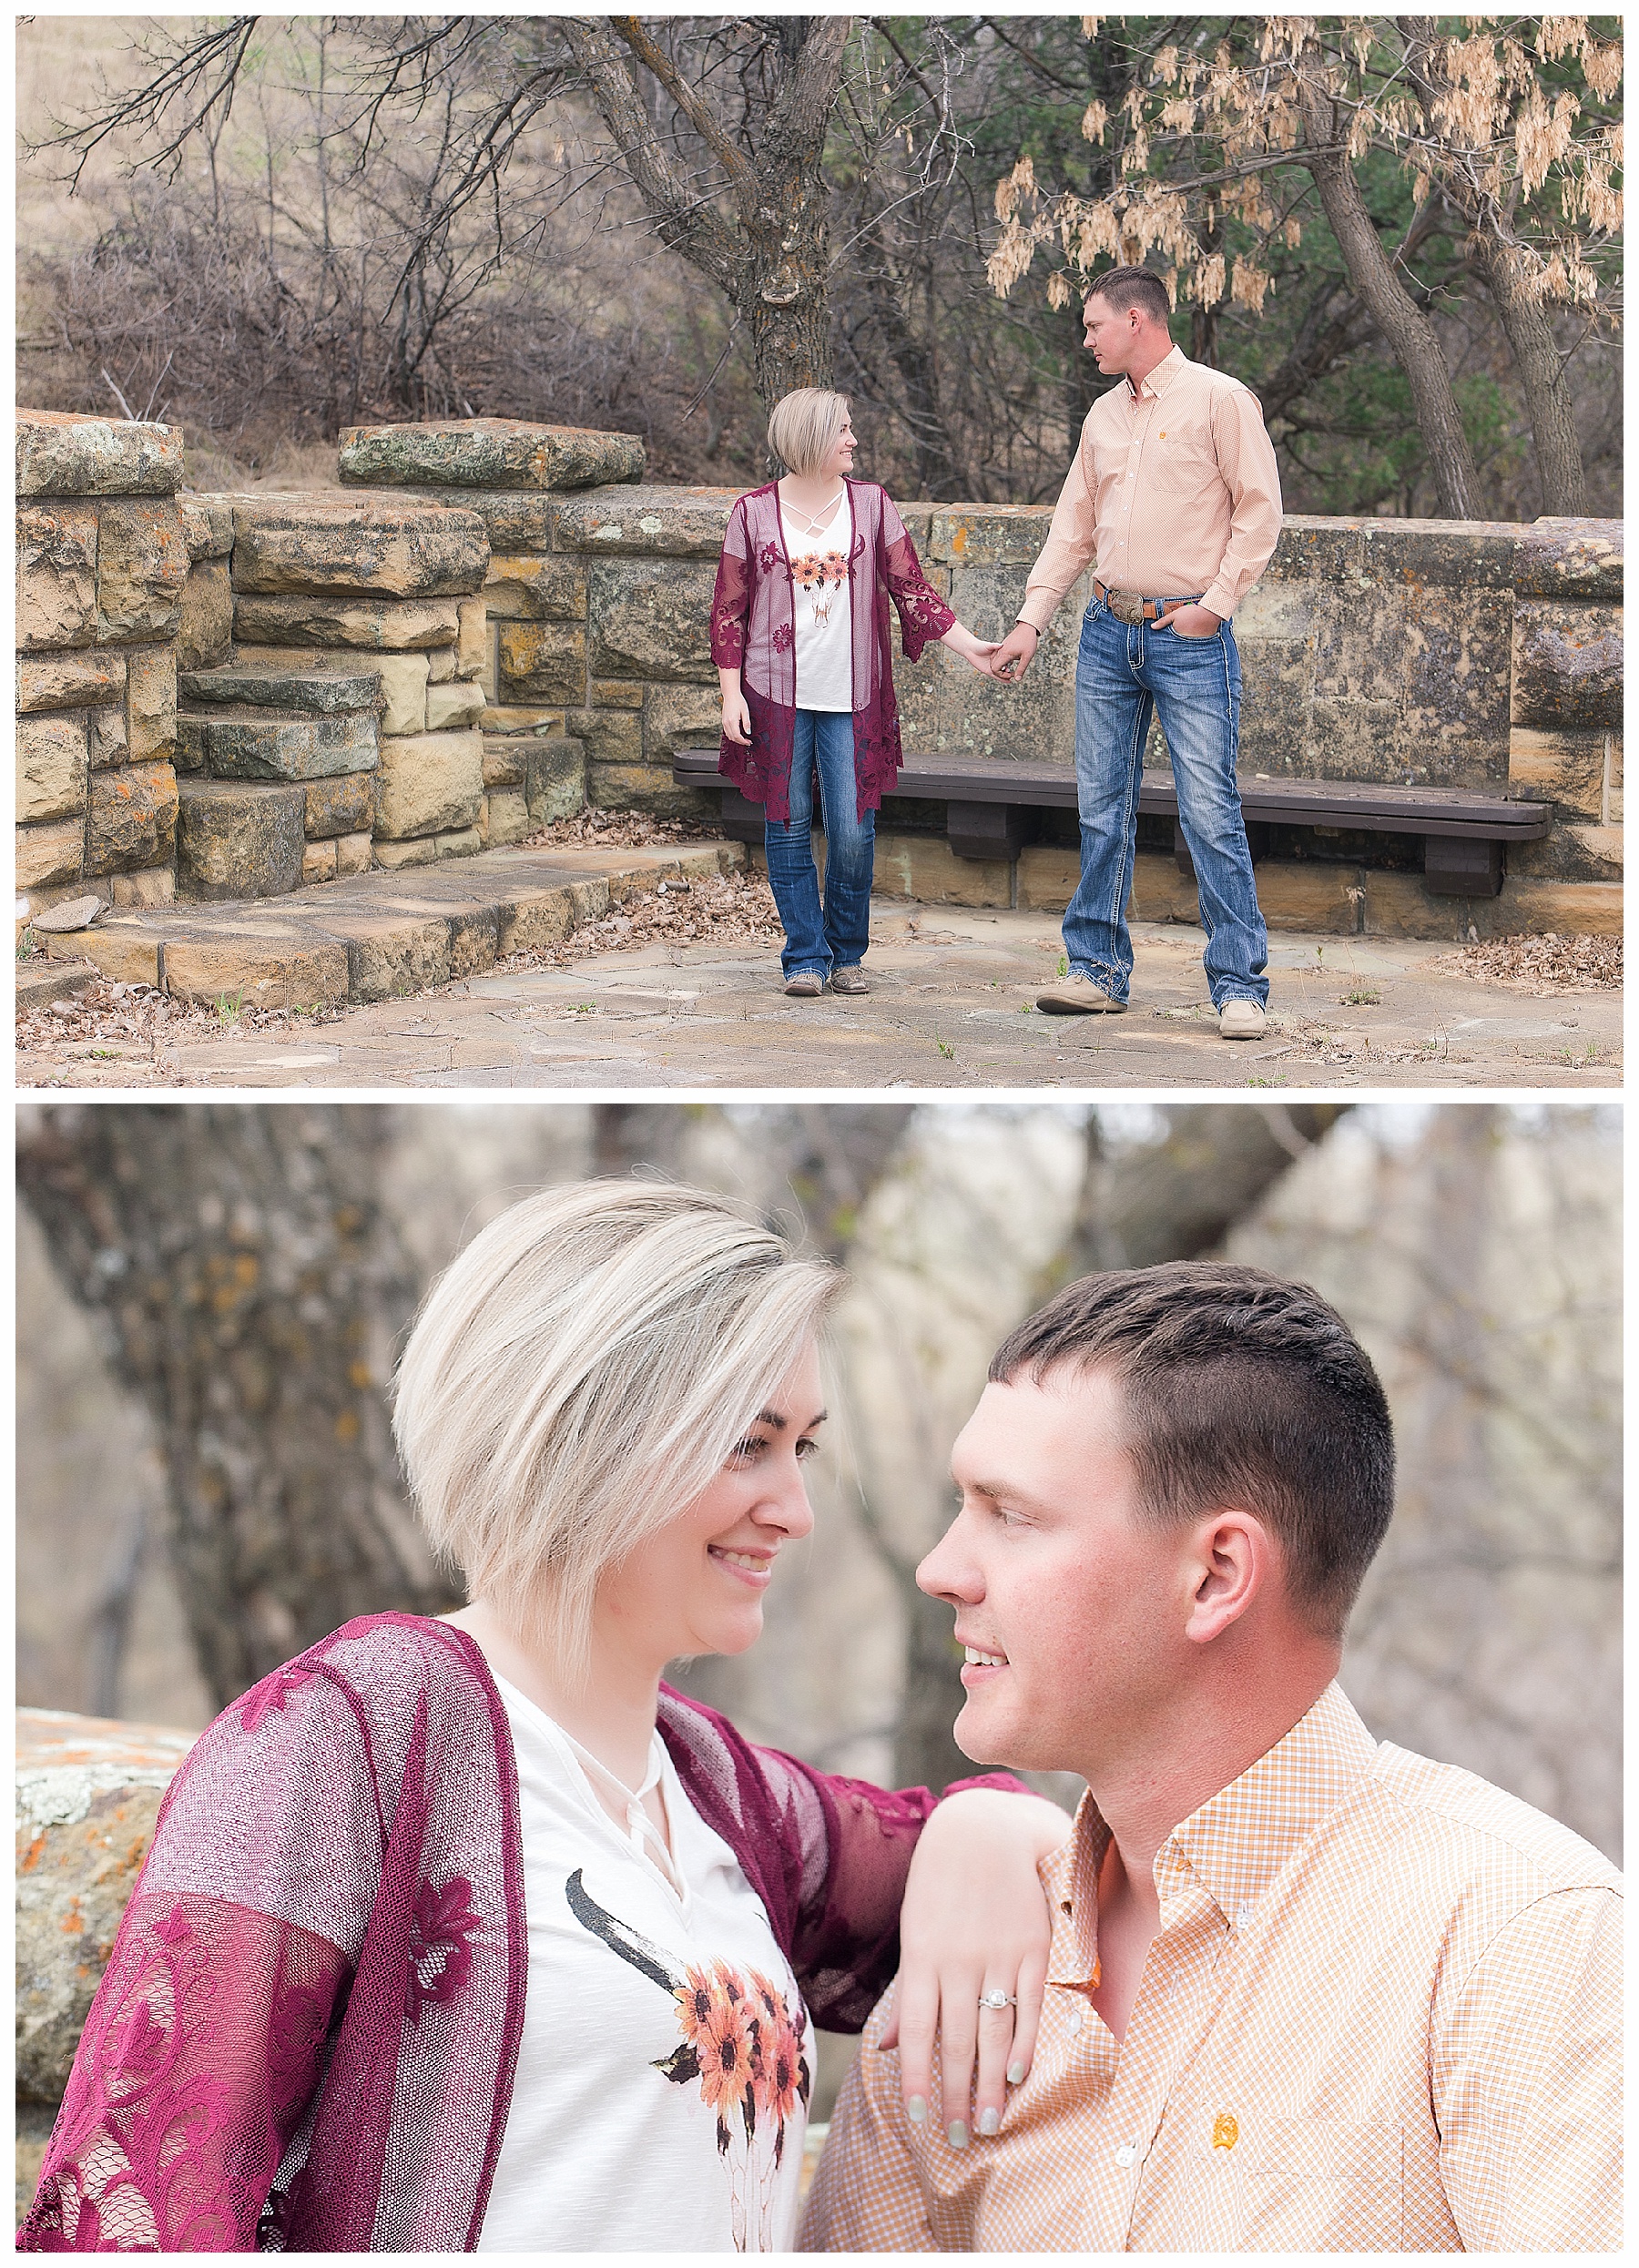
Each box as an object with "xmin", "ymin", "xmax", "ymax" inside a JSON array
[
  {"xmin": 25, "ymin": 1179, "xmax": 1617, "ymax": 2251},
  {"xmin": 712, "ymin": 265, "xmax": 1282, "ymax": 1039}
]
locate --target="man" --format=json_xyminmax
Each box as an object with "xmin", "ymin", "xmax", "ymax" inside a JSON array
[
  {"xmin": 989, "ymin": 269, "xmax": 1283, "ymax": 1040},
  {"xmin": 801, "ymin": 1264, "xmax": 1621, "ymax": 2253}
]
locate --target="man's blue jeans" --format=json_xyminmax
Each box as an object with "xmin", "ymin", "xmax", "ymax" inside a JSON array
[
  {"xmin": 764, "ymin": 709, "xmax": 874, "ymax": 981},
  {"xmin": 1064, "ymin": 595, "xmax": 1268, "ymax": 1008}
]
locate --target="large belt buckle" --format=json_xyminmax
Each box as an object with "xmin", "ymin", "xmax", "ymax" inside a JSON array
[{"xmin": 1105, "ymin": 585, "xmax": 1147, "ymax": 627}]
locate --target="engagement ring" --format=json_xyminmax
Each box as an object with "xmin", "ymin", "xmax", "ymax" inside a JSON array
[{"xmin": 980, "ymin": 1988, "xmax": 1017, "ymax": 2011}]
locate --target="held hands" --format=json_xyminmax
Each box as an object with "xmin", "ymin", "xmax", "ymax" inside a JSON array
[
  {"xmin": 988, "ymin": 623, "xmax": 1039, "ymax": 684},
  {"xmin": 940, "ymin": 624, "xmax": 1003, "ymax": 677},
  {"xmin": 881, "ymin": 1787, "xmax": 1071, "ymax": 2147}
]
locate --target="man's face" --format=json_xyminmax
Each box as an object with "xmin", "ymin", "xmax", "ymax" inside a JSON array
[
  {"xmin": 1083, "ymin": 293, "xmax": 1146, "ymax": 375},
  {"xmin": 918, "ymin": 1363, "xmax": 1194, "ymax": 1778}
]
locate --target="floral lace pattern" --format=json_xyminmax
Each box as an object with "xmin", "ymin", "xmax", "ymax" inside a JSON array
[{"xmin": 708, "ymin": 481, "xmax": 955, "ymax": 825}]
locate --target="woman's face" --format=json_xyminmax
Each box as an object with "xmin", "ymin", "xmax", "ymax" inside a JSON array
[
  {"xmin": 594, "ymin": 1341, "xmax": 827, "ymax": 1670},
  {"xmin": 820, "ymin": 414, "xmax": 858, "ymax": 481}
]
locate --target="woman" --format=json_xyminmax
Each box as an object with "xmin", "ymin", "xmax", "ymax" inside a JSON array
[
  {"xmin": 24, "ymin": 1182, "xmax": 1068, "ymax": 2253},
  {"xmin": 712, "ymin": 389, "xmax": 998, "ymax": 999}
]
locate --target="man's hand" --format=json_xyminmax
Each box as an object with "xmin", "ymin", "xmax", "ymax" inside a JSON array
[
  {"xmin": 1155, "ymin": 602, "xmax": 1223, "ymax": 639},
  {"xmin": 989, "ymin": 622, "xmax": 1040, "ymax": 683}
]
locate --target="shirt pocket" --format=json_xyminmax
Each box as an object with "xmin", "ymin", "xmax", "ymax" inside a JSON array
[
  {"xmin": 1237, "ymin": 2118, "xmax": 1403, "ymax": 2251},
  {"xmin": 1144, "ymin": 427, "xmax": 1219, "ymax": 497}
]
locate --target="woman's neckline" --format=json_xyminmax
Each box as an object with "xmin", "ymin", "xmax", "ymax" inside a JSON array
[{"xmin": 778, "ymin": 479, "xmax": 849, "ymax": 535}]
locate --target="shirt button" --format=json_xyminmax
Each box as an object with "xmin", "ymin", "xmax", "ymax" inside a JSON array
[
  {"xmin": 1237, "ymin": 1907, "xmax": 1254, "ymax": 1927},
  {"xmin": 1069, "ymin": 2012, "xmax": 1083, "ymax": 2035},
  {"xmin": 1115, "ymin": 2144, "xmax": 1137, "ymax": 2168}
]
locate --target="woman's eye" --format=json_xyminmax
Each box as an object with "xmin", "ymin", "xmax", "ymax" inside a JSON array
[{"xmin": 795, "ymin": 1436, "xmax": 819, "ymax": 1461}]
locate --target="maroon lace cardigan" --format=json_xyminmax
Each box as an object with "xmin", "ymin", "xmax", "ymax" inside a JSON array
[
  {"xmin": 22, "ymin": 1614, "xmax": 1018, "ymax": 2252},
  {"xmin": 709, "ymin": 479, "xmax": 956, "ymax": 824}
]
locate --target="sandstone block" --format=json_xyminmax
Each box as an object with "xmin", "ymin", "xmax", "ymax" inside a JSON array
[
  {"xmin": 427, "ymin": 645, "xmax": 455, "ymax": 684},
  {"xmin": 481, "ymin": 788, "xmax": 532, "ymax": 848},
  {"xmin": 175, "ymin": 557, "xmax": 235, "ymax": 672},
  {"xmin": 457, "ymin": 595, "xmax": 489, "ymax": 681},
  {"xmin": 96, "ymin": 501, "xmax": 189, "ymax": 645},
  {"xmin": 1127, "ymin": 852, "xmax": 1206, "ymax": 925},
  {"xmin": 565, "ymin": 707, "xmax": 642, "ymax": 767},
  {"xmin": 304, "ymin": 770, "xmax": 376, "ymax": 841},
  {"xmin": 394, "ymin": 490, "xmax": 556, "ymax": 553},
  {"xmin": 525, "ymin": 737, "xmax": 587, "ymax": 823},
  {"xmin": 434, "ymin": 827, "xmax": 484, "ymax": 861},
  {"xmin": 175, "ymin": 716, "xmax": 208, "ymax": 774},
  {"xmin": 368, "ymin": 653, "xmax": 429, "ymax": 735},
  {"xmin": 373, "ymin": 727, "xmax": 484, "ymax": 840},
  {"xmin": 339, "ymin": 417, "xmax": 644, "ymax": 492},
  {"xmin": 482, "ymin": 554, "xmax": 588, "ymax": 620},
  {"xmin": 373, "ymin": 836, "xmax": 439, "ymax": 870},
  {"xmin": 644, "ymin": 683, "xmax": 726, "ymax": 763},
  {"xmin": 553, "ymin": 483, "xmax": 736, "ymax": 557},
  {"xmin": 927, "ymin": 506, "xmax": 1050, "ymax": 568},
  {"xmin": 498, "ymin": 621, "xmax": 586, "ymax": 705},
  {"xmin": 873, "ymin": 831, "xmax": 1012, "ymax": 910},
  {"xmin": 303, "ymin": 908, "xmax": 450, "ymax": 996},
  {"xmin": 1359, "ymin": 518, "xmax": 1517, "ymax": 592},
  {"xmin": 16, "ymin": 818, "xmax": 85, "ymax": 891},
  {"xmin": 1491, "ymin": 878, "xmax": 1623, "ymax": 937},
  {"xmin": 86, "ymin": 760, "xmax": 178, "ymax": 875},
  {"xmin": 334, "ymin": 830, "xmax": 374, "ymax": 878},
  {"xmin": 1512, "ymin": 600, "xmax": 1622, "ymax": 732},
  {"xmin": 126, "ymin": 646, "xmax": 178, "ymax": 762},
  {"xmin": 179, "ymin": 493, "xmax": 235, "ymax": 559},
  {"xmin": 301, "ymin": 838, "xmax": 338, "ymax": 884},
  {"xmin": 497, "ymin": 886, "xmax": 575, "ymax": 956},
  {"xmin": 108, "ymin": 865, "xmax": 176, "ymax": 910},
  {"xmin": 229, "ymin": 495, "xmax": 487, "ymax": 598},
  {"xmin": 1508, "ymin": 820, "xmax": 1623, "ymax": 882},
  {"xmin": 592, "ymin": 679, "xmax": 646, "ymax": 708},
  {"xmin": 231, "ymin": 594, "xmax": 463, "ymax": 650},
  {"xmin": 16, "ymin": 650, "xmax": 127, "ymax": 714},
  {"xmin": 178, "ymin": 663, "xmax": 382, "ymax": 717},
  {"xmin": 17, "ymin": 716, "xmax": 88, "ymax": 823},
  {"xmin": 483, "ymin": 737, "xmax": 526, "ymax": 788},
  {"xmin": 17, "ymin": 504, "xmax": 98, "ymax": 651},
  {"xmin": 1512, "ymin": 517, "xmax": 1623, "ymax": 602},
  {"xmin": 587, "ymin": 560, "xmax": 717, "ymax": 681},
  {"xmin": 483, "ymin": 706, "xmax": 562, "ymax": 735},
  {"xmin": 163, "ymin": 931, "xmax": 351, "ymax": 1009},
  {"xmin": 426, "ymin": 677, "xmax": 486, "ymax": 731},
  {"xmin": 177, "ymin": 778, "xmax": 305, "ymax": 899},
  {"xmin": 16, "ymin": 412, "xmax": 183, "ymax": 499},
  {"xmin": 16, "ymin": 1710, "xmax": 196, "ymax": 2103},
  {"xmin": 1508, "ymin": 727, "xmax": 1616, "ymax": 819},
  {"xmin": 88, "ymin": 707, "xmax": 129, "ymax": 770},
  {"xmin": 62, "ymin": 921, "xmax": 163, "ymax": 985},
  {"xmin": 193, "ymin": 709, "xmax": 379, "ymax": 783},
  {"xmin": 1017, "ymin": 844, "xmax": 1078, "ymax": 912},
  {"xmin": 1253, "ymin": 859, "xmax": 1363, "ymax": 934}
]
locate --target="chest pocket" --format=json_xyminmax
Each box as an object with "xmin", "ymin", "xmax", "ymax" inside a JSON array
[
  {"xmin": 1144, "ymin": 425, "xmax": 1219, "ymax": 497},
  {"xmin": 1237, "ymin": 2118, "xmax": 1403, "ymax": 2251}
]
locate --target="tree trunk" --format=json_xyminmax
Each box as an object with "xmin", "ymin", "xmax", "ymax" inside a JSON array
[
  {"xmin": 1468, "ymin": 235, "xmax": 1587, "ymax": 514},
  {"xmin": 17, "ymin": 1104, "xmax": 451, "ymax": 1709},
  {"xmin": 1296, "ymin": 48, "xmax": 1483, "ymax": 518}
]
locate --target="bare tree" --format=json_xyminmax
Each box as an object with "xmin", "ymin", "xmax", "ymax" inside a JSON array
[{"xmin": 17, "ymin": 1104, "xmax": 451, "ymax": 1709}]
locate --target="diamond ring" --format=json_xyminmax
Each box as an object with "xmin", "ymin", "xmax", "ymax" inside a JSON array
[{"xmin": 980, "ymin": 1988, "xmax": 1017, "ymax": 2011}]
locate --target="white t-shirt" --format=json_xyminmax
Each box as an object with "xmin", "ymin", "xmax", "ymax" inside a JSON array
[
  {"xmin": 779, "ymin": 486, "xmax": 853, "ymax": 712},
  {"xmin": 478, "ymin": 1676, "xmax": 814, "ymax": 2253}
]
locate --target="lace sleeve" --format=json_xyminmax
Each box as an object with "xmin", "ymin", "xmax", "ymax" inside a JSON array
[
  {"xmin": 19, "ymin": 1891, "xmax": 349, "ymax": 2251},
  {"xmin": 881, "ymin": 494, "xmax": 956, "ymax": 663},
  {"xmin": 710, "ymin": 498, "xmax": 752, "ymax": 669}
]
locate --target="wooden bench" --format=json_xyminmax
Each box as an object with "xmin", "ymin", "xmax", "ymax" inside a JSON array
[{"xmin": 672, "ymin": 749, "xmax": 1552, "ymax": 897}]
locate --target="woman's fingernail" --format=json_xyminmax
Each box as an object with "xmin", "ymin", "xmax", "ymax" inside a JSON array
[
  {"xmin": 1006, "ymin": 2061, "xmax": 1027, "ymax": 2086},
  {"xmin": 947, "ymin": 2121, "xmax": 969, "ymax": 2151},
  {"xmin": 907, "ymin": 2096, "xmax": 926, "ymax": 2124},
  {"xmin": 978, "ymin": 2107, "xmax": 1001, "ymax": 2136}
]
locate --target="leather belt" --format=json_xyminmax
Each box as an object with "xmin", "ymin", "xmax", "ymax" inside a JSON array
[{"xmin": 1094, "ymin": 580, "xmax": 1169, "ymax": 625}]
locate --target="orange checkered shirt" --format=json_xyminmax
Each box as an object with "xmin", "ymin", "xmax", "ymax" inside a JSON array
[{"xmin": 800, "ymin": 1683, "xmax": 1621, "ymax": 2252}]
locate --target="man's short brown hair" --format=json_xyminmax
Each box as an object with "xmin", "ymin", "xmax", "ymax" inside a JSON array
[
  {"xmin": 1086, "ymin": 264, "xmax": 1172, "ymax": 327},
  {"xmin": 990, "ymin": 1262, "xmax": 1394, "ymax": 1636}
]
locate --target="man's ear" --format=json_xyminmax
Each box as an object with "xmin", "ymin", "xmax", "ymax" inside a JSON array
[{"xmin": 1182, "ymin": 1509, "xmax": 1270, "ymax": 1645}]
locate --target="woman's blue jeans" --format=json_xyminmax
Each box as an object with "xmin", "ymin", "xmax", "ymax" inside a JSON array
[
  {"xmin": 763, "ymin": 710, "xmax": 875, "ymax": 981},
  {"xmin": 1063, "ymin": 595, "xmax": 1269, "ymax": 1008}
]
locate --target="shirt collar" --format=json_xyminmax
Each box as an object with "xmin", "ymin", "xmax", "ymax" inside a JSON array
[
  {"xmin": 1128, "ymin": 343, "xmax": 1187, "ymax": 402},
  {"xmin": 1043, "ymin": 1682, "xmax": 1378, "ymax": 1984}
]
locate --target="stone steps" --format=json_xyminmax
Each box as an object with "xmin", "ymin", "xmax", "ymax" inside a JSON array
[{"xmin": 44, "ymin": 838, "xmax": 746, "ymax": 1010}]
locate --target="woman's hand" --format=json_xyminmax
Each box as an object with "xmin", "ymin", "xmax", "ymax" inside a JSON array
[
  {"xmin": 939, "ymin": 624, "xmax": 1004, "ymax": 677},
  {"xmin": 881, "ymin": 1787, "xmax": 1071, "ymax": 2147},
  {"xmin": 719, "ymin": 667, "xmax": 751, "ymax": 745}
]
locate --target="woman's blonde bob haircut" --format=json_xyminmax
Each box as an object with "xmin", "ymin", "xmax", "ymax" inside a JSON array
[
  {"xmin": 767, "ymin": 387, "xmax": 852, "ymax": 479},
  {"xmin": 392, "ymin": 1181, "xmax": 840, "ymax": 1676}
]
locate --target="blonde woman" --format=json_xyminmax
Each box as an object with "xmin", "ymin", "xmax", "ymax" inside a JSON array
[
  {"xmin": 25, "ymin": 1183, "xmax": 1068, "ymax": 2253},
  {"xmin": 711, "ymin": 390, "xmax": 999, "ymax": 998}
]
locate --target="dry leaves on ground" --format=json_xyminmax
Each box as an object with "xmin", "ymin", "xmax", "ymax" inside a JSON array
[
  {"xmin": 1430, "ymin": 932, "xmax": 1622, "ymax": 993},
  {"xmin": 16, "ymin": 978, "xmax": 344, "ymax": 1070},
  {"xmin": 493, "ymin": 868, "xmax": 784, "ymax": 978},
  {"xmin": 518, "ymin": 808, "xmax": 718, "ymax": 851}
]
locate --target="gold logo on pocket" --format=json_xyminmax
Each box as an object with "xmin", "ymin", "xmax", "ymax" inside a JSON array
[{"xmin": 1211, "ymin": 2113, "xmax": 1239, "ymax": 2150}]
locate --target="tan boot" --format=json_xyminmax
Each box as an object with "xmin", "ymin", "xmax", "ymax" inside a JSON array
[
  {"xmin": 1217, "ymin": 998, "xmax": 1267, "ymax": 1039},
  {"xmin": 1035, "ymin": 971, "xmax": 1126, "ymax": 1016}
]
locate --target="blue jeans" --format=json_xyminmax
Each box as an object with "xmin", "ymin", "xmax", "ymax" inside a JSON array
[
  {"xmin": 1064, "ymin": 596, "xmax": 1268, "ymax": 1008},
  {"xmin": 763, "ymin": 710, "xmax": 875, "ymax": 980}
]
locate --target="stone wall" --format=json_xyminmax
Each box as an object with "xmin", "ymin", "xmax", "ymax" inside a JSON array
[{"xmin": 16, "ymin": 411, "xmax": 1622, "ymax": 938}]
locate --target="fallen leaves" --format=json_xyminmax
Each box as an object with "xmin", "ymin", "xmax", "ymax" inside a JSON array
[{"xmin": 1430, "ymin": 932, "xmax": 1622, "ymax": 994}]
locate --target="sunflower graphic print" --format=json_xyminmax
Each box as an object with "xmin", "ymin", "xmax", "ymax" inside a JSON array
[{"xmin": 568, "ymin": 1873, "xmax": 811, "ymax": 2251}]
